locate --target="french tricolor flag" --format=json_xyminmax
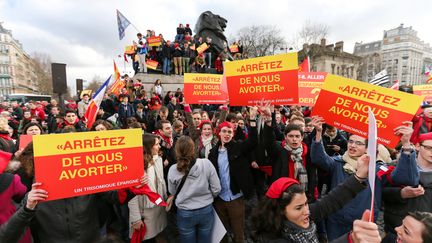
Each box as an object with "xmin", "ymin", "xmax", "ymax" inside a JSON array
[{"xmin": 84, "ymin": 75, "xmax": 111, "ymax": 129}]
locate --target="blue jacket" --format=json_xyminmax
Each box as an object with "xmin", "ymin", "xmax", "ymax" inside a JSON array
[
  {"xmin": 310, "ymin": 140, "xmax": 419, "ymax": 240},
  {"xmin": 118, "ymin": 103, "xmax": 135, "ymax": 119}
]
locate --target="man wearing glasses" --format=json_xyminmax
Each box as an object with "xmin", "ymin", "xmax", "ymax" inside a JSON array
[
  {"xmin": 380, "ymin": 131, "xmax": 432, "ymax": 239},
  {"xmin": 309, "ymin": 117, "xmax": 419, "ymax": 241}
]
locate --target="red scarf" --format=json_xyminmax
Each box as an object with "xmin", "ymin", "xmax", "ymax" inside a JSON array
[
  {"xmin": 0, "ymin": 133, "xmax": 12, "ymax": 141},
  {"xmin": 58, "ymin": 117, "xmax": 79, "ymax": 129},
  {"xmin": 280, "ymin": 140, "xmax": 308, "ymax": 179},
  {"xmin": 154, "ymin": 130, "xmax": 173, "ymax": 148},
  {"xmin": 64, "ymin": 117, "xmax": 79, "ymax": 126}
]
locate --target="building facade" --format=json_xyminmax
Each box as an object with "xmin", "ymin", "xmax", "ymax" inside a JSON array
[
  {"xmin": 300, "ymin": 39, "xmax": 362, "ymax": 80},
  {"xmin": 0, "ymin": 23, "xmax": 39, "ymax": 97},
  {"xmin": 355, "ymin": 24, "xmax": 432, "ymax": 85},
  {"xmin": 353, "ymin": 40, "xmax": 382, "ymax": 82}
]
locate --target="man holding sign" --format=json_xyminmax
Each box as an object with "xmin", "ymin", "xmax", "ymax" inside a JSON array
[{"xmin": 309, "ymin": 117, "xmax": 419, "ymax": 240}]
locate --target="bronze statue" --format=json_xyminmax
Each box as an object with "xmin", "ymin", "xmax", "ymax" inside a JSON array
[{"xmin": 194, "ymin": 11, "xmax": 231, "ymax": 60}]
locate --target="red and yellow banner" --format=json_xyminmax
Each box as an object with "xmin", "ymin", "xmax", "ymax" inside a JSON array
[
  {"xmin": 184, "ymin": 73, "xmax": 229, "ymax": 104},
  {"xmin": 311, "ymin": 74, "xmax": 423, "ymax": 147},
  {"xmin": 229, "ymin": 45, "xmax": 239, "ymax": 53},
  {"xmin": 196, "ymin": 43, "xmax": 209, "ymax": 55},
  {"xmin": 413, "ymin": 84, "xmax": 432, "ymax": 103},
  {"xmin": 298, "ymin": 72, "xmax": 326, "ymax": 106},
  {"xmin": 33, "ymin": 129, "xmax": 144, "ymax": 201},
  {"xmin": 124, "ymin": 45, "xmax": 136, "ymax": 55},
  {"xmin": 225, "ymin": 53, "xmax": 299, "ymax": 106},
  {"xmin": 147, "ymin": 36, "xmax": 162, "ymax": 47},
  {"xmin": 108, "ymin": 80, "xmax": 125, "ymax": 96},
  {"xmin": 146, "ymin": 59, "xmax": 158, "ymax": 70}
]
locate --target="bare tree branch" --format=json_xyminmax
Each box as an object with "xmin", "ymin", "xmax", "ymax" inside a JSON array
[
  {"xmin": 31, "ymin": 52, "xmax": 53, "ymax": 95},
  {"xmin": 289, "ymin": 20, "xmax": 329, "ymax": 50},
  {"xmin": 236, "ymin": 25, "xmax": 286, "ymax": 58}
]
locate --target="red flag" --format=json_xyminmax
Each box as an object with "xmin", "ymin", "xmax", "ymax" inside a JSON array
[
  {"xmin": 0, "ymin": 150, "xmax": 12, "ymax": 173},
  {"xmin": 299, "ymin": 56, "xmax": 310, "ymax": 72}
]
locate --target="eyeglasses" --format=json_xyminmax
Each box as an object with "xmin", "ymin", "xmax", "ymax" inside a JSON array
[
  {"xmin": 348, "ymin": 140, "xmax": 366, "ymax": 146},
  {"xmin": 421, "ymin": 144, "xmax": 432, "ymax": 152}
]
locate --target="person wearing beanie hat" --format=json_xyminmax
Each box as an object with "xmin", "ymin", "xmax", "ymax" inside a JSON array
[
  {"xmin": 207, "ymin": 105, "xmax": 267, "ymax": 243},
  {"xmin": 251, "ymin": 155, "xmax": 372, "ymax": 243},
  {"xmin": 310, "ymin": 116, "xmax": 419, "ymax": 240}
]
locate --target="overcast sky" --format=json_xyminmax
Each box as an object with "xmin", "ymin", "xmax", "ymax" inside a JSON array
[{"xmin": 1, "ymin": 0, "xmax": 430, "ymax": 94}]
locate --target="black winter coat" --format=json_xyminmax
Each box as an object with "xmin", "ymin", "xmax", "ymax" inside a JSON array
[
  {"xmin": 208, "ymin": 126, "xmax": 257, "ymax": 198},
  {"xmin": 256, "ymin": 176, "xmax": 366, "ymax": 243}
]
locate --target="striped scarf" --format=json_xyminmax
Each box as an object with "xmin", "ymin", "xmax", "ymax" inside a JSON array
[
  {"xmin": 282, "ymin": 220, "xmax": 319, "ymax": 243},
  {"xmin": 284, "ymin": 143, "xmax": 308, "ymax": 191}
]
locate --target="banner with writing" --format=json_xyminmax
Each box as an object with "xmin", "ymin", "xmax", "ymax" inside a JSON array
[
  {"xmin": 124, "ymin": 45, "xmax": 136, "ymax": 55},
  {"xmin": 225, "ymin": 53, "xmax": 299, "ymax": 106},
  {"xmin": 184, "ymin": 73, "xmax": 229, "ymax": 104},
  {"xmin": 413, "ymin": 84, "xmax": 432, "ymax": 103},
  {"xmin": 196, "ymin": 43, "xmax": 209, "ymax": 55},
  {"xmin": 147, "ymin": 36, "xmax": 162, "ymax": 47},
  {"xmin": 312, "ymin": 74, "xmax": 423, "ymax": 147},
  {"xmin": 298, "ymin": 72, "xmax": 326, "ymax": 106},
  {"xmin": 33, "ymin": 129, "xmax": 143, "ymax": 201},
  {"xmin": 146, "ymin": 59, "xmax": 158, "ymax": 70}
]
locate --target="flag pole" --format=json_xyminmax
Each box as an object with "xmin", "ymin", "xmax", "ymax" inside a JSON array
[{"xmin": 130, "ymin": 23, "xmax": 141, "ymax": 34}]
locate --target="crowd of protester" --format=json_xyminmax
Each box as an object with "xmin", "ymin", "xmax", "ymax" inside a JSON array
[
  {"xmin": 0, "ymin": 79, "xmax": 432, "ymax": 243},
  {"xmin": 126, "ymin": 24, "xmax": 244, "ymax": 76}
]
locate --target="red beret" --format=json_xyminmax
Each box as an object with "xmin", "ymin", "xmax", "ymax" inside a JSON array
[
  {"xmin": 216, "ymin": 122, "xmax": 234, "ymax": 139},
  {"xmin": 197, "ymin": 120, "xmax": 212, "ymax": 130},
  {"xmin": 418, "ymin": 132, "xmax": 432, "ymax": 143},
  {"xmin": 217, "ymin": 122, "xmax": 233, "ymax": 132},
  {"xmin": 266, "ymin": 177, "xmax": 300, "ymax": 199}
]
